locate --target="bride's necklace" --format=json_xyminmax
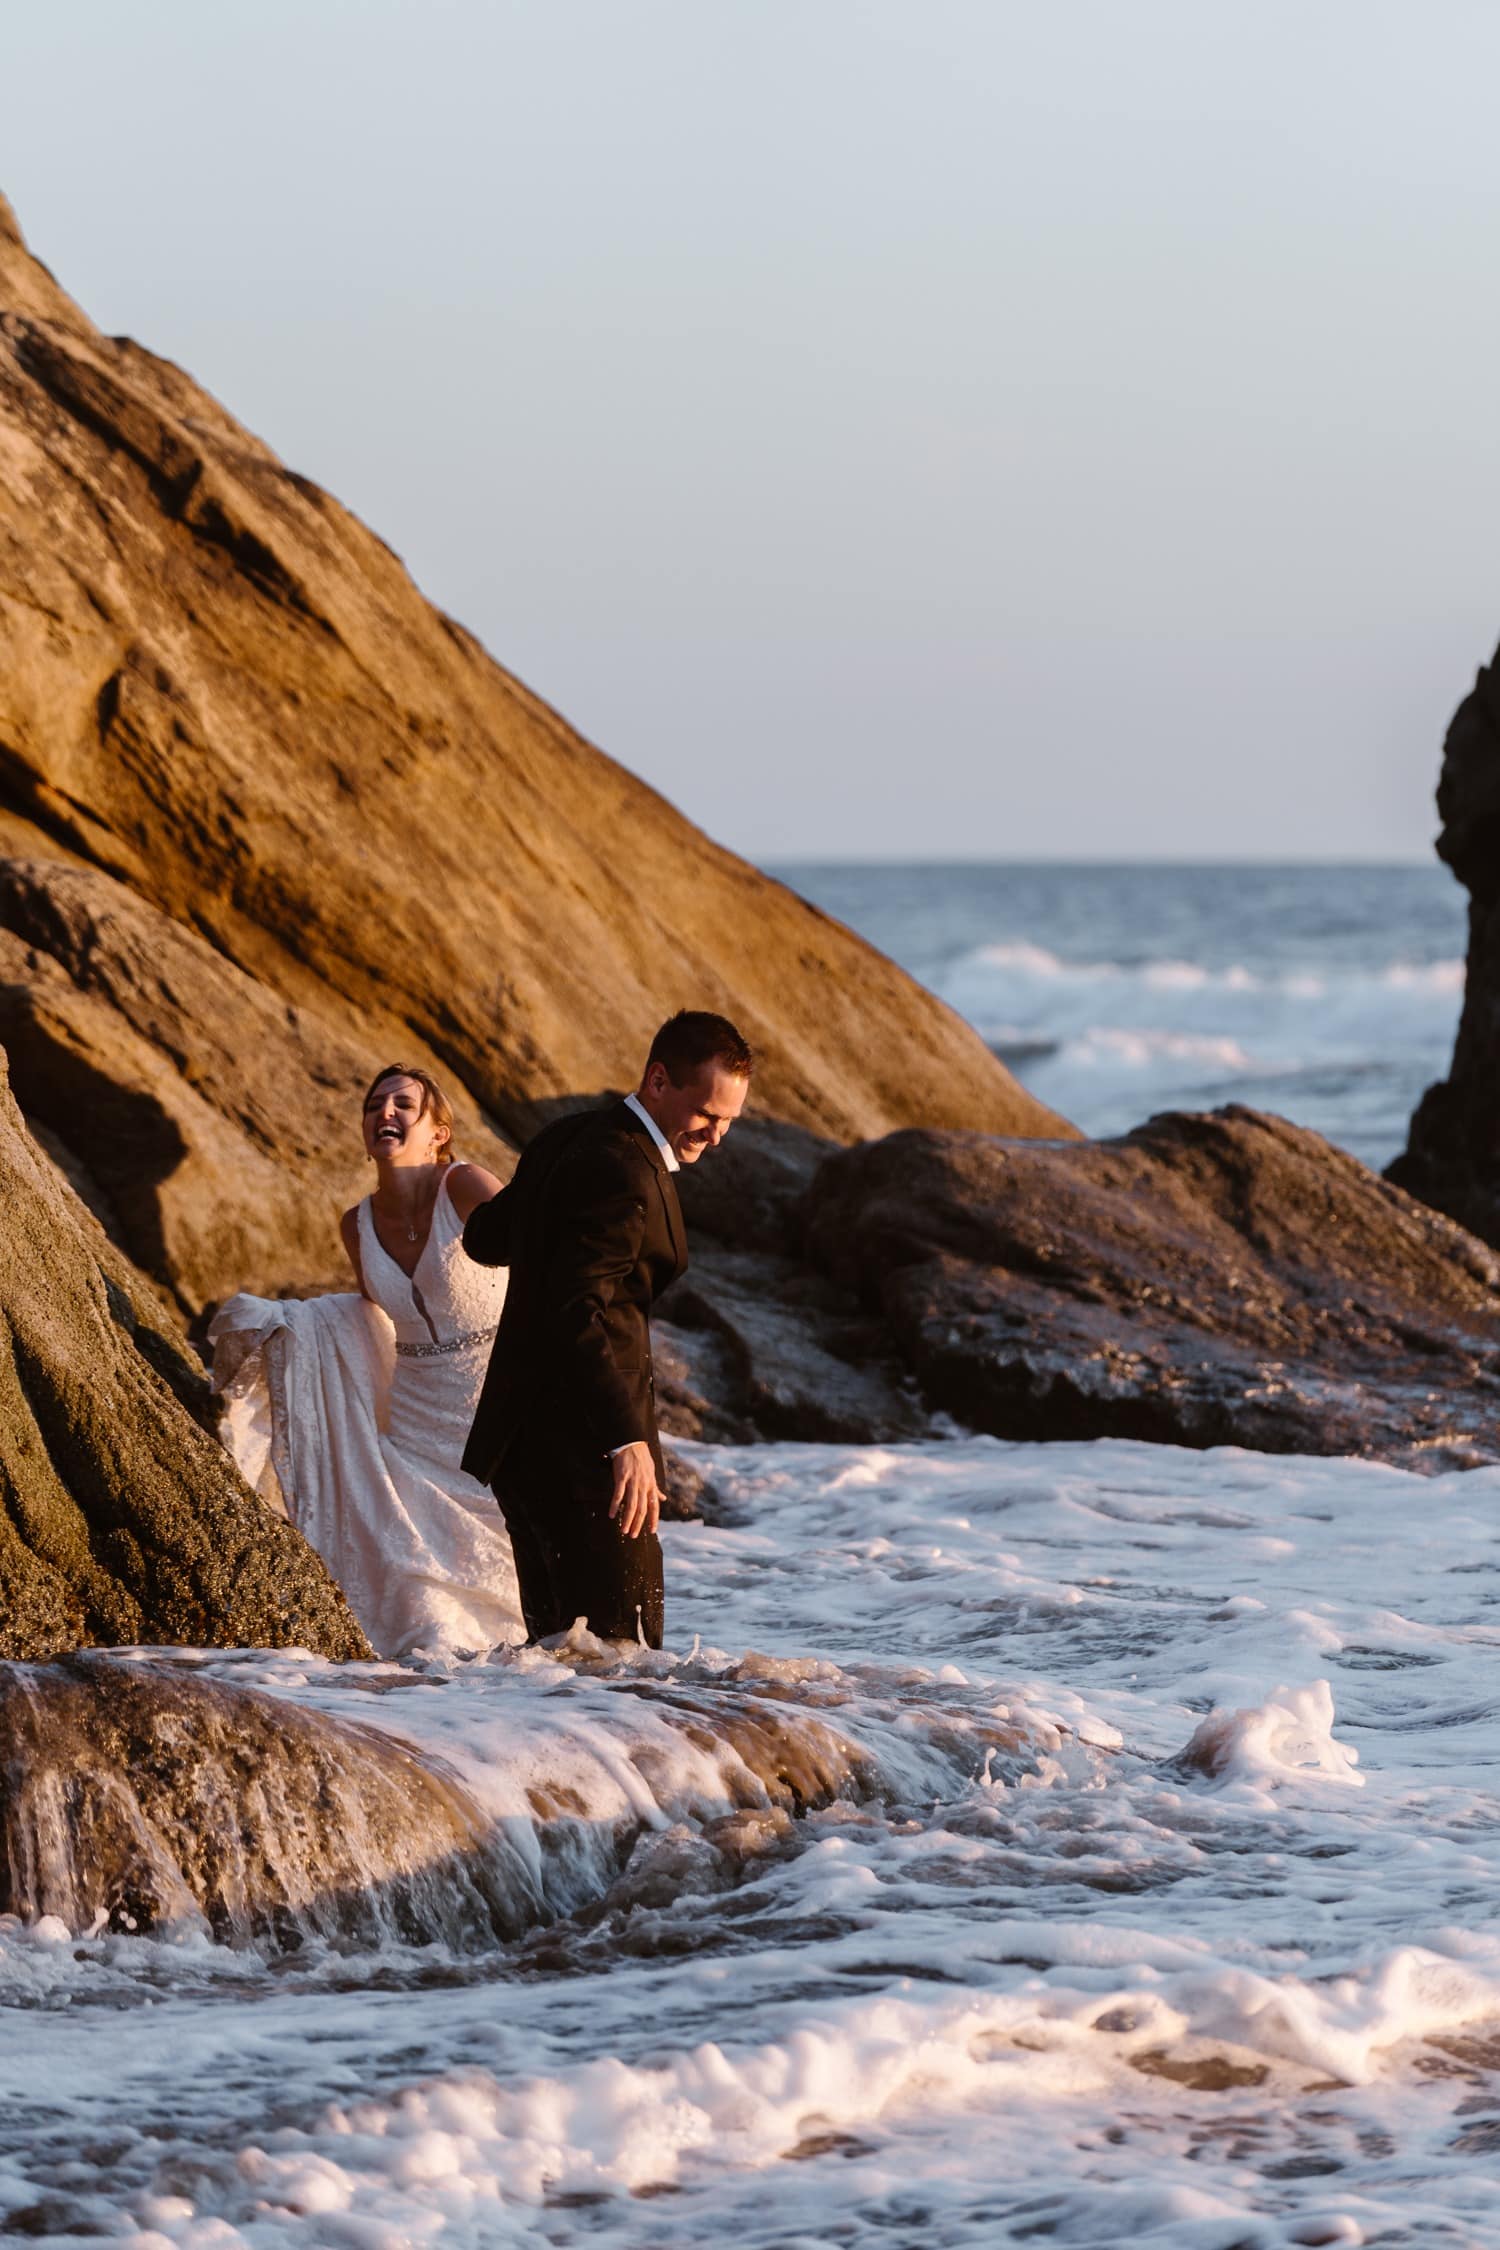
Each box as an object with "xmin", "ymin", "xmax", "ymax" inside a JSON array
[{"xmin": 375, "ymin": 1174, "xmax": 438, "ymax": 1246}]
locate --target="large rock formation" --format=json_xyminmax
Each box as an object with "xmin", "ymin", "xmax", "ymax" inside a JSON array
[
  {"xmin": 1392, "ymin": 644, "xmax": 1500, "ymax": 1242},
  {"xmin": 803, "ymin": 1107, "xmax": 1500, "ymax": 1466},
  {"xmin": 0, "ymin": 192, "xmax": 1070, "ymax": 1339},
  {"xmin": 0, "ymin": 855, "xmax": 514, "ymax": 1313},
  {"xmin": 0, "ymin": 1049, "xmax": 368, "ymax": 1658}
]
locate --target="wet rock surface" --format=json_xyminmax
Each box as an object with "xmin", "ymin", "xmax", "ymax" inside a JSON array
[
  {"xmin": 661, "ymin": 1245, "xmax": 926, "ymax": 1445},
  {"xmin": 803, "ymin": 1106, "xmax": 1500, "ymax": 1465},
  {"xmin": 0, "ymin": 1653, "xmax": 506, "ymax": 1945},
  {"xmin": 1393, "ymin": 640, "xmax": 1500, "ymax": 1244},
  {"xmin": 0, "ymin": 1646, "xmax": 969, "ymax": 1954},
  {"xmin": 0, "ymin": 1051, "xmax": 368, "ymax": 1659}
]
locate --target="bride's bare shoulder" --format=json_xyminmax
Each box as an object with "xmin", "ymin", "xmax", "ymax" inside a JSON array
[{"xmin": 445, "ymin": 1161, "xmax": 504, "ymax": 1224}]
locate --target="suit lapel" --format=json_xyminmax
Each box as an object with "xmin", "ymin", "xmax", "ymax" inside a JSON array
[
  {"xmin": 615, "ymin": 1102, "xmax": 687, "ymax": 1273},
  {"xmin": 656, "ymin": 1163, "xmax": 686, "ymax": 1274}
]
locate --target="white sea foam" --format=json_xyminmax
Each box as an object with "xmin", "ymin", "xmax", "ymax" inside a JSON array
[
  {"xmin": 1177, "ymin": 1679, "xmax": 1365, "ymax": 1804},
  {"xmin": 1051, "ymin": 1025, "xmax": 1257, "ymax": 1075},
  {"xmin": 6, "ymin": 1436, "xmax": 1500, "ymax": 2242},
  {"xmin": 963, "ymin": 941, "xmax": 1464, "ymax": 999},
  {"xmin": 940, "ymin": 937, "xmax": 1465, "ymax": 1160}
]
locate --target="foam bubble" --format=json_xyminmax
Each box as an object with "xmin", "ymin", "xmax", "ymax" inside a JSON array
[
  {"xmin": 1177, "ymin": 1678, "xmax": 1364, "ymax": 1803},
  {"xmin": 6, "ymin": 1436, "xmax": 1500, "ymax": 2242}
]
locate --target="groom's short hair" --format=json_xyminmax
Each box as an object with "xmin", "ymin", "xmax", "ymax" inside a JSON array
[{"xmin": 649, "ymin": 1011, "xmax": 754, "ymax": 1085}]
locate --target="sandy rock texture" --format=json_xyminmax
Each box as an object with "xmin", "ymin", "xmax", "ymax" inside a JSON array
[
  {"xmin": 0, "ymin": 188, "xmax": 1069, "ymax": 1294},
  {"xmin": 0, "ymin": 856, "xmax": 514, "ymax": 1314},
  {"xmin": 1391, "ymin": 643, "xmax": 1500, "ymax": 1243},
  {"xmin": 0, "ymin": 1051, "xmax": 369, "ymax": 1659},
  {"xmin": 804, "ymin": 1107, "xmax": 1500, "ymax": 1465}
]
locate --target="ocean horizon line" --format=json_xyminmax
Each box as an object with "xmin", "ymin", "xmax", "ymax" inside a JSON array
[{"xmin": 765, "ymin": 851, "xmax": 1444, "ymax": 871}]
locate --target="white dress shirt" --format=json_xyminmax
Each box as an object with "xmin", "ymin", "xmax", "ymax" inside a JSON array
[{"xmin": 623, "ymin": 1091, "xmax": 680, "ymax": 1173}]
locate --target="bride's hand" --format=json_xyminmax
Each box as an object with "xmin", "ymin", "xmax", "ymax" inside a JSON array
[{"xmin": 608, "ymin": 1442, "xmax": 660, "ymax": 1539}]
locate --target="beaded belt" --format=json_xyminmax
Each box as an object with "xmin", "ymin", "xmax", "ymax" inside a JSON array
[{"xmin": 394, "ymin": 1326, "xmax": 498, "ymax": 1359}]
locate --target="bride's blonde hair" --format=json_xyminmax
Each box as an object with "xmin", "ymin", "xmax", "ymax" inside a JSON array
[{"xmin": 362, "ymin": 1064, "xmax": 456, "ymax": 1164}]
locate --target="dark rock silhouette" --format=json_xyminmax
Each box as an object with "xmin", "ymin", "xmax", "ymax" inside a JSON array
[
  {"xmin": 1392, "ymin": 645, "xmax": 1500, "ymax": 1242},
  {"xmin": 803, "ymin": 1107, "xmax": 1500, "ymax": 1465},
  {"xmin": 657, "ymin": 1114, "xmax": 924, "ymax": 1445},
  {"xmin": 0, "ymin": 1052, "xmax": 369, "ymax": 1658}
]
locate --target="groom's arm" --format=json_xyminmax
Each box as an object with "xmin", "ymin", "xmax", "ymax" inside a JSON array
[
  {"xmin": 539, "ymin": 1141, "xmax": 650, "ymax": 1453},
  {"xmin": 462, "ymin": 1187, "xmax": 514, "ymax": 1267}
]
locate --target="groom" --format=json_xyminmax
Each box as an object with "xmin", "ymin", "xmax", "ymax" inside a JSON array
[{"xmin": 461, "ymin": 1010, "xmax": 752, "ymax": 1647}]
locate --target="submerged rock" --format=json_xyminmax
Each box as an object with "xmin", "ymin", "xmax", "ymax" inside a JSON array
[
  {"xmin": 0, "ymin": 1654, "xmax": 526, "ymax": 1946},
  {"xmin": 0, "ymin": 1051, "xmax": 368, "ymax": 1659},
  {"xmin": 805, "ymin": 1106, "xmax": 1500, "ymax": 1465},
  {"xmin": 0, "ymin": 1648, "xmax": 1021, "ymax": 1952},
  {"xmin": 1392, "ymin": 643, "xmax": 1500, "ymax": 1244}
]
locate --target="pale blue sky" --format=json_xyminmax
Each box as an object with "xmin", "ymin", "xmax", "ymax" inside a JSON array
[{"xmin": 9, "ymin": 2, "xmax": 1500, "ymax": 861}]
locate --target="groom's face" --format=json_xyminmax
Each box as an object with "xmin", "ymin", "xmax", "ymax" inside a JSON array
[{"xmin": 642, "ymin": 1060, "xmax": 749, "ymax": 1165}]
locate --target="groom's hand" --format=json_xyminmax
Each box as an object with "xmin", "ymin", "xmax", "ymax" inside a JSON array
[{"xmin": 608, "ymin": 1441, "xmax": 661, "ymax": 1539}]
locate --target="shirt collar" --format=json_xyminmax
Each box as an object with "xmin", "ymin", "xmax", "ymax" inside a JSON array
[{"xmin": 623, "ymin": 1091, "xmax": 680, "ymax": 1173}]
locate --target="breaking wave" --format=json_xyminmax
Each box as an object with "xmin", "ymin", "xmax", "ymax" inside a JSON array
[
  {"xmin": 6, "ymin": 1438, "xmax": 1500, "ymax": 2243},
  {"xmin": 940, "ymin": 940, "xmax": 1465, "ymax": 1161}
]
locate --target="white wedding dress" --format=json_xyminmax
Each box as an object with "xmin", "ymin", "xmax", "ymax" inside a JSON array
[{"xmin": 208, "ymin": 1170, "xmax": 523, "ymax": 1659}]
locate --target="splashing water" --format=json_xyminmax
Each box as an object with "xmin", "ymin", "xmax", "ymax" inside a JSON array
[
  {"xmin": 5, "ymin": 1435, "xmax": 1500, "ymax": 2244},
  {"xmin": 774, "ymin": 862, "xmax": 1468, "ymax": 1166}
]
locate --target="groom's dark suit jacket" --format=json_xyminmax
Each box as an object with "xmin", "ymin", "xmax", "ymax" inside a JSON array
[{"xmin": 461, "ymin": 1102, "xmax": 688, "ymax": 1489}]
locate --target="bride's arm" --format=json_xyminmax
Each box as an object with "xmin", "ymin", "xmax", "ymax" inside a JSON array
[
  {"xmin": 455, "ymin": 1160, "xmax": 515, "ymax": 1266},
  {"xmin": 340, "ymin": 1206, "xmax": 370, "ymax": 1297},
  {"xmin": 446, "ymin": 1161, "xmax": 504, "ymax": 1225}
]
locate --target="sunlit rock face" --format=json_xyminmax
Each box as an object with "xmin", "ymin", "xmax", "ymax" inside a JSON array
[
  {"xmin": 0, "ymin": 858, "xmax": 517, "ymax": 1316},
  {"xmin": 0, "ymin": 1053, "xmax": 368, "ymax": 1659},
  {"xmin": 1393, "ymin": 644, "xmax": 1500, "ymax": 1245},
  {"xmin": 0, "ymin": 191, "xmax": 1071, "ymax": 1322},
  {"xmin": 806, "ymin": 1105, "xmax": 1500, "ymax": 1465}
]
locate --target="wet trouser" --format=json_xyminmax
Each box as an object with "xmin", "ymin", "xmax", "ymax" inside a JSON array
[{"xmin": 491, "ymin": 1423, "xmax": 664, "ymax": 1649}]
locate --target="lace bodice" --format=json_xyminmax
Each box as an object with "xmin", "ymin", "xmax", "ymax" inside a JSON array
[
  {"xmin": 209, "ymin": 1163, "xmax": 520, "ymax": 1656},
  {"xmin": 357, "ymin": 1169, "xmax": 507, "ymax": 1350}
]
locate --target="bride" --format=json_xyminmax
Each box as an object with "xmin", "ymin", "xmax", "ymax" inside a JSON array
[{"xmin": 209, "ymin": 1065, "xmax": 524, "ymax": 1659}]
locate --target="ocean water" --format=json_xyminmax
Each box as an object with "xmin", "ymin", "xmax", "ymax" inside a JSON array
[
  {"xmin": 772, "ymin": 863, "xmax": 1468, "ymax": 1169},
  {"xmin": 3, "ymin": 863, "xmax": 1492, "ymax": 2246},
  {"xmin": 9, "ymin": 1439, "xmax": 1500, "ymax": 2246}
]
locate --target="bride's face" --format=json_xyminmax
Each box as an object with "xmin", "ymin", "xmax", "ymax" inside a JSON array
[{"xmin": 362, "ymin": 1075, "xmax": 449, "ymax": 1166}]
